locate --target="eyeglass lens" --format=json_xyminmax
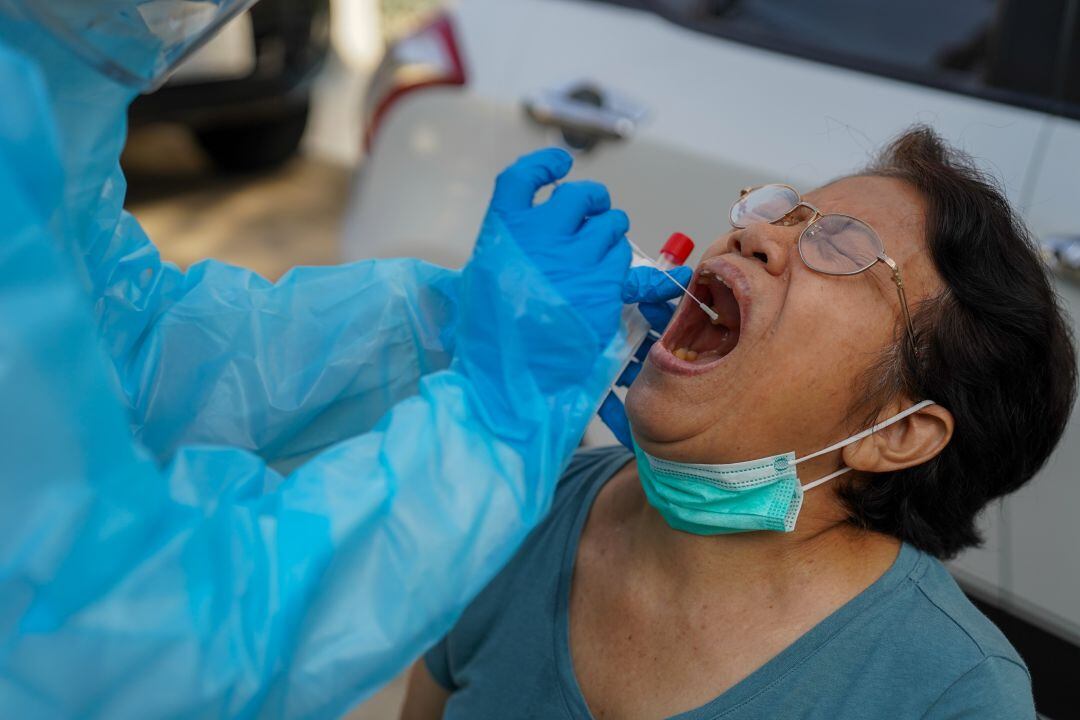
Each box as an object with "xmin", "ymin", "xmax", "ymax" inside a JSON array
[
  {"xmin": 730, "ymin": 185, "xmax": 801, "ymax": 226},
  {"xmin": 800, "ymin": 215, "xmax": 884, "ymax": 275},
  {"xmin": 733, "ymin": 186, "xmax": 885, "ymax": 275}
]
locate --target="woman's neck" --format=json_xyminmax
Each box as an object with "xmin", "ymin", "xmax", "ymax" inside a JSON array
[{"xmin": 609, "ymin": 465, "xmax": 901, "ymax": 607}]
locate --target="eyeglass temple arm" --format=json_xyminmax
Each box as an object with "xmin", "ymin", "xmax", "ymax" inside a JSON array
[{"xmin": 880, "ymin": 255, "xmax": 918, "ymax": 353}]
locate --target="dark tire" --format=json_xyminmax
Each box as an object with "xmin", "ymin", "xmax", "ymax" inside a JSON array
[{"xmin": 195, "ymin": 103, "xmax": 310, "ymax": 173}]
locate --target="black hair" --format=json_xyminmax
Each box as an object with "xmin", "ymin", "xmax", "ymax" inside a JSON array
[{"xmin": 842, "ymin": 125, "xmax": 1077, "ymax": 559}]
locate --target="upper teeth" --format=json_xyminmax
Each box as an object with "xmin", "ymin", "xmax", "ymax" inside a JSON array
[{"xmin": 697, "ymin": 270, "xmax": 727, "ymax": 287}]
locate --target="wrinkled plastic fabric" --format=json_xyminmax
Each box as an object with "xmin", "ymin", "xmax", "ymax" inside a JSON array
[
  {"xmin": 11, "ymin": 0, "xmax": 260, "ymax": 88},
  {"xmin": 0, "ymin": 15, "xmax": 641, "ymax": 720}
]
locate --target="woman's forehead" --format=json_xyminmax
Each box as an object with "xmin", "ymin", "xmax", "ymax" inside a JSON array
[
  {"xmin": 804, "ymin": 175, "xmax": 924, "ymax": 228},
  {"xmin": 805, "ymin": 175, "xmax": 927, "ymax": 261}
]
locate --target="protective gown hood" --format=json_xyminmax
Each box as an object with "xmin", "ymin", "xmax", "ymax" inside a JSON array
[{"xmin": 9, "ymin": 0, "xmax": 261, "ymax": 89}]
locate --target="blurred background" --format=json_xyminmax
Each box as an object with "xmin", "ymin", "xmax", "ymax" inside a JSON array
[{"xmin": 124, "ymin": 1, "xmax": 1080, "ymax": 717}]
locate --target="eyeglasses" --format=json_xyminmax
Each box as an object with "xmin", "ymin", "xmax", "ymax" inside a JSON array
[{"xmin": 729, "ymin": 183, "xmax": 918, "ymax": 353}]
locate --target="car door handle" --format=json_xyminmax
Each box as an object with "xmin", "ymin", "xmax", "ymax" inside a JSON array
[{"xmin": 523, "ymin": 81, "xmax": 647, "ymax": 145}]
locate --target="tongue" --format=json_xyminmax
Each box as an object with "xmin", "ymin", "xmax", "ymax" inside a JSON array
[
  {"xmin": 709, "ymin": 278, "xmax": 740, "ymax": 330},
  {"xmin": 667, "ymin": 273, "xmax": 742, "ymax": 362},
  {"xmin": 684, "ymin": 324, "xmax": 734, "ymax": 357},
  {"xmin": 677, "ymin": 278, "xmax": 740, "ymax": 359}
]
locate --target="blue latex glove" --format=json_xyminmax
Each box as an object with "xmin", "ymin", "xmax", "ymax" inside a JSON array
[
  {"xmin": 490, "ymin": 148, "xmax": 631, "ymax": 351},
  {"xmin": 599, "ymin": 265, "xmax": 694, "ymax": 448}
]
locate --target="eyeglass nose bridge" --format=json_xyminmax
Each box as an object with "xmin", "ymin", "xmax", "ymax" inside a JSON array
[
  {"xmin": 793, "ymin": 200, "xmax": 821, "ymax": 221},
  {"xmin": 785, "ymin": 201, "xmax": 823, "ymax": 229}
]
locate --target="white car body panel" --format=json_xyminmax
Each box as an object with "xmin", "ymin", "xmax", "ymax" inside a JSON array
[
  {"xmin": 343, "ymin": 0, "xmax": 1080, "ymax": 642},
  {"xmin": 347, "ymin": 0, "xmax": 1048, "ymax": 264},
  {"xmin": 168, "ymin": 11, "xmax": 256, "ymax": 85},
  {"xmin": 991, "ymin": 119, "xmax": 1080, "ymax": 639}
]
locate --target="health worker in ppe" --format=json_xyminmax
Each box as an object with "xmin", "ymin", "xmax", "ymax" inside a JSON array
[{"xmin": 0, "ymin": 1, "xmax": 689, "ymax": 718}]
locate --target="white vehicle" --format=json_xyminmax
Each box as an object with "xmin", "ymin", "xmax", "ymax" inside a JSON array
[{"xmin": 344, "ymin": 1, "xmax": 1080, "ymax": 711}]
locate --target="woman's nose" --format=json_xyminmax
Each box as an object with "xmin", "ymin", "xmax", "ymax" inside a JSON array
[{"xmin": 723, "ymin": 224, "xmax": 794, "ymax": 276}]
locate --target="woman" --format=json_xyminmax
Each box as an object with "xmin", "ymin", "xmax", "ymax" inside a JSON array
[
  {"xmin": 399, "ymin": 128, "xmax": 1077, "ymax": 719},
  {"xmin": 0, "ymin": 2, "xmax": 682, "ymax": 716}
]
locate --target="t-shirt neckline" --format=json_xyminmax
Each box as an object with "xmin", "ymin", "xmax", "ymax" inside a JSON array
[{"xmin": 552, "ymin": 449, "xmax": 923, "ymax": 720}]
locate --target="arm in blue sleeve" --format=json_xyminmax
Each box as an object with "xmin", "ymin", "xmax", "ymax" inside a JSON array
[
  {"xmin": 0, "ymin": 86, "xmax": 634, "ymax": 716},
  {"xmin": 5, "ymin": 12, "xmax": 626, "ymax": 476},
  {"xmin": 93, "ymin": 208, "xmax": 463, "ymax": 466},
  {"xmin": 0, "ymin": 10, "xmax": 437, "ymax": 466},
  {"xmin": 0, "ymin": 375, "xmax": 579, "ymax": 720},
  {"xmin": 2, "ymin": 42, "xmax": 639, "ymax": 718}
]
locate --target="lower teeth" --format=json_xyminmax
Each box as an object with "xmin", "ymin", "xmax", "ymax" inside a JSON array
[{"xmin": 674, "ymin": 347, "xmax": 699, "ymax": 361}]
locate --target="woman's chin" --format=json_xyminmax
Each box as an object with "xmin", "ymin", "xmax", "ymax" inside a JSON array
[{"xmin": 625, "ymin": 381, "xmax": 690, "ymax": 449}]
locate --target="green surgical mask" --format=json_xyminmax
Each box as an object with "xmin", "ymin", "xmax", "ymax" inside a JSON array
[{"xmin": 632, "ymin": 400, "xmax": 936, "ymax": 535}]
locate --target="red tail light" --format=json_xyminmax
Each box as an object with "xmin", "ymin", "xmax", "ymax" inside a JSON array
[{"xmin": 363, "ymin": 13, "xmax": 467, "ymax": 151}]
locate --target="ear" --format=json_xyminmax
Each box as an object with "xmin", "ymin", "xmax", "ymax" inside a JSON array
[{"xmin": 842, "ymin": 401, "xmax": 954, "ymax": 473}]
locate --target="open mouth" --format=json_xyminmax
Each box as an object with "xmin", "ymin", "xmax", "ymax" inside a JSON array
[{"xmin": 659, "ymin": 265, "xmax": 742, "ymax": 367}]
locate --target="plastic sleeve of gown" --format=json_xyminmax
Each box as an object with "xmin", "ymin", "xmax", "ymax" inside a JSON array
[
  {"xmin": 104, "ymin": 217, "xmax": 467, "ymax": 469},
  {"xmin": 58, "ymin": 83, "xmax": 453, "ymax": 469},
  {"xmin": 0, "ymin": 44, "xmax": 638, "ymax": 720},
  {"xmin": 0, "ymin": 4, "xmax": 440, "ymax": 468}
]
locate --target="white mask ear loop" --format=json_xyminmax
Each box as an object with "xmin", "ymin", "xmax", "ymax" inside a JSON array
[
  {"xmin": 801, "ymin": 466, "xmax": 852, "ymax": 492},
  {"xmin": 792, "ymin": 400, "xmax": 938, "ymax": 492}
]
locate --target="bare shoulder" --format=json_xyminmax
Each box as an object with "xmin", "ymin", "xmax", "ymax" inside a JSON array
[{"xmin": 399, "ymin": 661, "xmax": 450, "ymax": 720}]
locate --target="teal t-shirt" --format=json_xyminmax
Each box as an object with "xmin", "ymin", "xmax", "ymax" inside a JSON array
[{"xmin": 425, "ymin": 447, "xmax": 1035, "ymax": 719}]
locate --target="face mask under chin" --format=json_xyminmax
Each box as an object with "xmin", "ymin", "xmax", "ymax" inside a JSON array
[{"xmin": 631, "ymin": 400, "xmax": 937, "ymax": 536}]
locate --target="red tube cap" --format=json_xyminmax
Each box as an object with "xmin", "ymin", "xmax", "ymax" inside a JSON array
[{"xmin": 660, "ymin": 232, "xmax": 695, "ymax": 266}]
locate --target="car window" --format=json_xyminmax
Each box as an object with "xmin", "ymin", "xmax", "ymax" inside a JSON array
[
  {"xmin": 685, "ymin": 0, "xmax": 993, "ymax": 77},
  {"xmin": 591, "ymin": 0, "xmax": 1073, "ymax": 117},
  {"xmin": 1063, "ymin": 10, "xmax": 1080, "ymax": 108}
]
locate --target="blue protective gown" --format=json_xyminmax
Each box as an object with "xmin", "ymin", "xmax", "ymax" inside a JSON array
[{"xmin": 0, "ymin": 14, "xmax": 639, "ymax": 719}]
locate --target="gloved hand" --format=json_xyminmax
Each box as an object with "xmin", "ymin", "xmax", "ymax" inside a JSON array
[
  {"xmin": 489, "ymin": 148, "xmax": 631, "ymax": 350},
  {"xmin": 599, "ymin": 265, "xmax": 693, "ymax": 449}
]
